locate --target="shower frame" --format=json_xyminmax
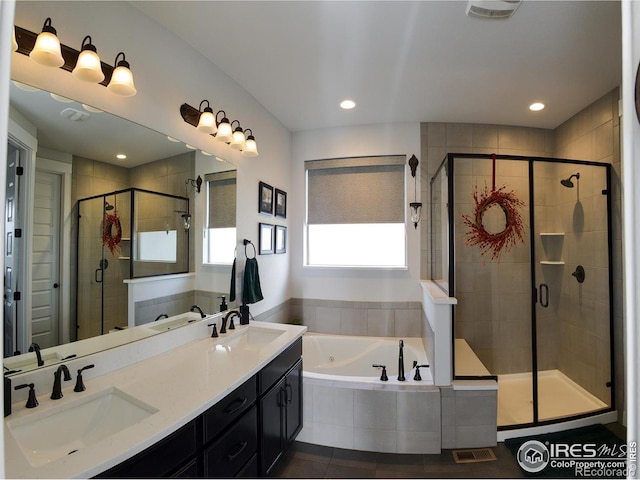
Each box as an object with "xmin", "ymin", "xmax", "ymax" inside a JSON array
[
  {"xmin": 75, "ymin": 188, "xmax": 190, "ymax": 338},
  {"xmin": 431, "ymin": 153, "xmax": 616, "ymax": 429}
]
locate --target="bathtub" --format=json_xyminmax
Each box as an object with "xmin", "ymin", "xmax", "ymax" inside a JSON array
[
  {"xmin": 298, "ymin": 333, "xmax": 442, "ymax": 454},
  {"xmin": 303, "ymin": 333, "xmax": 433, "ymax": 384}
]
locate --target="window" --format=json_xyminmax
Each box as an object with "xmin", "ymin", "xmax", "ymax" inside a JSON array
[
  {"xmin": 305, "ymin": 156, "xmax": 407, "ymax": 268},
  {"xmin": 203, "ymin": 170, "xmax": 237, "ymax": 264}
]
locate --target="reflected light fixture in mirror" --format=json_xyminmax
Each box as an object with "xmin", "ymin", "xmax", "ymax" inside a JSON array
[
  {"xmin": 72, "ymin": 36, "xmax": 105, "ymax": 83},
  {"xmin": 197, "ymin": 100, "xmax": 217, "ymax": 134},
  {"xmin": 107, "ymin": 52, "xmax": 137, "ymax": 97},
  {"xmin": 29, "ymin": 17, "xmax": 64, "ymax": 67},
  {"xmin": 230, "ymin": 120, "xmax": 246, "ymax": 150}
]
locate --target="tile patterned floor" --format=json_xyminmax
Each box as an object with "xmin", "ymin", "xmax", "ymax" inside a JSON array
[{"xmin": 271, "ymin": 423, "xmax": 627, "ymax": 479}]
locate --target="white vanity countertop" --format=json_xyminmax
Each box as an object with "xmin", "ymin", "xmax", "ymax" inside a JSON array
[{"xmin": 4, "ymin": 321, "xmax": 307, "ymax": 479}]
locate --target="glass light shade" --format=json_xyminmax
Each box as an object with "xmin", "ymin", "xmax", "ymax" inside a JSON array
[
  {"xmin": 410, "ymin": 202, "xmax": 422, "ymax": 229},
  {"xmin": 30, "ymin": 31, "xmax": 64, "ymax": 67},
  {"xmin": 216, "ymin": 121, "xmax": 233, "ymax": 143},
  {"xmin": 197, "ymin": 110, "xmax": 217, "ymax": 134},
  {"xmin": 12, "ymin": 26, "xmax": 18, "ymax": 52},
  {"xmin": 230, "ymin": 129, "xmax": 246, "ymax": 150},
  {"xmin": 73, "ymin": 49, "xmax": 104, "ymax": 83},
  {"xmin": 108, "ymin": 64, "xmax": 136, "ymax": 96},
  {"xmin": 243, "ymin": 137, "xmax": 259, "ymax": 157}
]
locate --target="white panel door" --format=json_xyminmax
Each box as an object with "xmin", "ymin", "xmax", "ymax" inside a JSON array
[{"xmin": 31, "ymin": 170, "xmax": 61, "ymax": 348}]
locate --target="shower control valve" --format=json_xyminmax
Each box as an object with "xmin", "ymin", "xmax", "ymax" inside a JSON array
[{"xmin": 372, "ymin": 364, "xmax": 388, "ymax": 382}]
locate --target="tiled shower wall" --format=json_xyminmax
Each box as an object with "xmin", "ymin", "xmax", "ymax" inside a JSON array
[
  {"xmin": 71, "ymin": 152, "xmax": 195, "ymax": 336},
  {"xmin": 420, "ymin": 88, "xmax": 623, "ymax": 414}
]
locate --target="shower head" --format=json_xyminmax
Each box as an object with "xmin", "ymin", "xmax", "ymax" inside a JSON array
[
  {"xmin": 104, "ymin": 201, "xmax": 114, "ymax": 211},
  {"xmin": 560, "ymin": 172, "xmax": 580, "ymax": 188}
]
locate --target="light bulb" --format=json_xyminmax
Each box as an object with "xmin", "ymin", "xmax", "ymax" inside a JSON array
[
  {"xmin": 107, "ymin": 52, "xmax": 136, "ymax": 97},
  {"xmin": 29, "ymin": 18, "xmax": 64, "ymax": 67},
  {"xmin": 72, "ymin": 36, "xmax": 104, "ymax": 83}
]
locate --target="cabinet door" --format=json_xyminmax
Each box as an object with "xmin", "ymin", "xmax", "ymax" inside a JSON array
[
  {"xmin": 259, "ymin": 377, "xmax": 285, "ymax": 476},
  {"xmin": 285, "ymin": 360, "xmax": 303, "ymax": 445}
]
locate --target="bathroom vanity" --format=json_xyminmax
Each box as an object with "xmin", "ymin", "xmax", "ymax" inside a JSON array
[{"xmin": 3, "ymin": 319, "xmax": 306, "ymax": 478}]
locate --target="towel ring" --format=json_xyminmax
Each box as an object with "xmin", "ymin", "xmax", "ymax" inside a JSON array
[{"xmin": 243, "ymin": 239, "xmax": 256, "ymax": 259}]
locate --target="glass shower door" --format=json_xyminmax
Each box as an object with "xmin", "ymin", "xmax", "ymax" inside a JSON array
[{"xmin": 532, "ymin": 161, "xmax": 612, "ymax": 422}]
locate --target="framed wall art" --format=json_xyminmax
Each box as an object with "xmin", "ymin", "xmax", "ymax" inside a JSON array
[
  {"xmin": 259, "ymin": 222, "xmax": 274, "ymax": 254},
  {"xmin": 275, "ymin": 188, "xmax": 287, "ymax": 218},
  {"xmin": 259, "ymin": 181, "xmax": 273, "ymax": 215},
  {"xmin": 275, "ymin": 225, "xmax": 287, "ymax": 254}
]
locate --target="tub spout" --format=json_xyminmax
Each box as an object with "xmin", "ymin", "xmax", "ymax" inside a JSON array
[{"xmin": 398, "ymin": 340, "xmax": 405, "ymax": 381}]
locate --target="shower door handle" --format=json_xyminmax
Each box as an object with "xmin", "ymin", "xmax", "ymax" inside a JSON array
[
  {"xmin": 95, "ymin": 268, "xmax": 103, "ymax": 283},
  {"xmin": 539, "ymin": 283, "xmax": 549, "ymax": 308}
]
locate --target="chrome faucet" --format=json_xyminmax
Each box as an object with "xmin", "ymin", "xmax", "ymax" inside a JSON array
[
  {"xmin": 221, "ymin": 310, "xmax": 240, "ymax": 334},
  {"xmin": 154, "ymin": 313, "xmax": 169, "ymax": 321},
  {"xmin": 51, "ymin": 364, "xmax": 72, "ymax": 400},
  {"xmin": 398, "ymin": 340, "xmax": 405, "ymax": 381},
  {"xmin": 28, "ymin": 343, "xmax": 44, "ymax": 367},
  {"xmin": 189, "ymin": 305, "xmax": 206, "ymax": 318}
]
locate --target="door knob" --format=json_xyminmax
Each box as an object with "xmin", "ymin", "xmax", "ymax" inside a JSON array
[{"xmin": 53, "ymin": 283, "xmax": 59, "ymax": 289}]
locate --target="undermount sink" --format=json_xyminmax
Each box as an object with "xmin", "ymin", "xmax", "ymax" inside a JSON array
[
  {"xmin": 7, "ymin": 387, "xmax": 158, "ymax": 467},
  {"xmin": 3, "ymin": 351, "xmax": 66, "ymax": 372},
  {"xmin": 219, "ymin": 326, "xmax": 285, "ymax": 349},
  {"xmin": 148, "ymin": 312, "xmax": 202, "ymax": 331}
]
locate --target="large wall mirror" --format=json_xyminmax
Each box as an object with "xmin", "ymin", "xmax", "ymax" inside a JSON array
[{"xmin": 4, "ymin": 80, "xmax": 237, "ymax": 374}]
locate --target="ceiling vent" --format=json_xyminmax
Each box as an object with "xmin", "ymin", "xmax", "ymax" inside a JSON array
[
  {"xmin": 466, "ymin": 0, "xmax": 522, "ymax": 19},
  {"xmin": 60, "ymin": 107, "xmax": 91, "ymax": 122}
]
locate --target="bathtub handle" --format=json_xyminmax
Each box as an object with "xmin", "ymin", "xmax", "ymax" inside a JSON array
[{"xmin": 539, "ymin": 283, "xmax": 549, "ymax": 308}]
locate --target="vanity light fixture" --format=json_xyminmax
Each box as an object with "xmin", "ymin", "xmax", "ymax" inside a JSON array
[
  {"xmin": 408, "ymin": 154, "xmax": 422, "ymax": 229},
  {"xmin": 197, "ymin": 100, "xmax": 217, "ymax": 134},
  {"xmin": 12, "ymin": 26, "xmax": 18, "ymax": 52},
  {"xmin": 72, "ymin": 36, "xmax": 104, "ymax": 83},
  {"xmin": 215, "ymin": 111, "xmax": 233, "ymax": 143},
  {"xmin": 242, "ymin": 129, "xmax": 259, "ymax": 157},
  {"xmin": 29, "ymin": 18, "xmax": 64, "ymax": 67},
  {"xmin": 107, "ymin": 52, "xmax": 136, "ymax": 97},
  {"xmin": 230, "ymin": 120, "xmax": 246, "ymax": 150}
]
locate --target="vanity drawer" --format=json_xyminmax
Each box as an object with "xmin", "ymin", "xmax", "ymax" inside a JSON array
[
  {"xmin": 203, "ymin": 406, "xmax": 258, "ymax": 478},
  {"xmin": 258, "ymin": 337, "xmax": 302, "ymax": 395},
  {"xmin": 203, "ymin": 375, "xmax": 256, "ymax": 443}
]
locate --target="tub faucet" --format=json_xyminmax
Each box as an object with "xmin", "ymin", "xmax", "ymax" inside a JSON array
[
  {"xmin": 154, "ymin": 313, "xmax": 169, "ymax": 322},
  {"xmin": 28, "ymin": 343, "xmax": 44, "ymax": 367},
  {"xmin": 51, "ymin": 364, "xmax": 72, "ymax": 400},
  {"xmin": 221, "ymin": 310, "xmax": 240, "ymax": 334},
  {"xmin": 398, "ymin": 340, "xmax": 405, "ymax": 381},
  {"xmin": 189, "ymin": 305, "xmax": 206, "ymax": 318}
]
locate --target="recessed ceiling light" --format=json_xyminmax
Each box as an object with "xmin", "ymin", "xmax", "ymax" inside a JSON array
[
  {"xmin": 201, "ymin": 150, "xmax": 212, "ymax": 156},
  {"xmin": 116, "ymin": 154, "xmax": 127, "ymax": 160},
  {"xmin": 529, "ymin": 102, "xmax": 545, "ymax": 111},
  {"xmin": 185, "ymin": 144, "xmax": 197, "ymax": 150},
  {"xmin": 167, "ymin": 136, "xmax": 180, "ymax": 142},
  {"xmin": 340, "ymin": 99, "xmax": 356, "ymax": 110}
]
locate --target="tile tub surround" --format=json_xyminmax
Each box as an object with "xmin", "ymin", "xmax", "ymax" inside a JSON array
[
  {"xmin": 298, "ymin": 380, "xmax": 442, "ymax": 454},
  {"xmin": 441, "ymin": 383, "xmax": 498, "ymax": 449},
  {"xmin": 4, "ymin": 321, "xmax": 307, "ymax": 478},
  {"xmin": 290, "ymin": 298, "xmax": 423, "ymax": 337}
]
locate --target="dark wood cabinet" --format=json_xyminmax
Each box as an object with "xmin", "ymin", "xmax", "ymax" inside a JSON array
[
  {"xmin": 94, "ymin": 337, "xmax": 303, "ymax": 479},
  {"xmin": 258, "ymin": 340, "xmax": 303, "ymax": 477}
]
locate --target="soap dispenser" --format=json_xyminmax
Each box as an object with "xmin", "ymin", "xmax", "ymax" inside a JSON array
[{"xmin": 218, "ymin": 296, "xmax": 228, "ymax": 312}]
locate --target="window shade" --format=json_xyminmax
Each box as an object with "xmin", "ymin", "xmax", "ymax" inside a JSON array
[
  {"xmin": 205, "ymin": 171, "xmax": 236, "ymax": 228},
  {"xmin": 306, "ymin": 156, "xmax": 405, "ymax": 224}
]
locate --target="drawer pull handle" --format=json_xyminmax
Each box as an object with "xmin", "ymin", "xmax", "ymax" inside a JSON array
[
  {"xmin": 223, "ymin": 397, "xmax": 248, "ymax": 415},
  {"xmin": 226, "ymin": 441, "xmax": 248, "ymax": 462},
  {"xmin": 286, "ymin": 383, "xmax": 293, "ymax": 403}
]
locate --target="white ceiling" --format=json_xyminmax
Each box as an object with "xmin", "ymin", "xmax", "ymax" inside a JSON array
[{"xmin": 132, "ymin": 0, "xmax": 622, "ymax": 132}]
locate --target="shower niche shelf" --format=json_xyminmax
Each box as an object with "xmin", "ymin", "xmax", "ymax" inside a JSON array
[
  {"xmin": 540, "ymin": 260, "xmax": 565, "ymax": 265},
  {"xmin": 540, "ymin": 233, "xmax": 565, "ymax": 264},
  {"xmin": 540, "ymin": 232, "xmax": 565, "ymax": 237}
]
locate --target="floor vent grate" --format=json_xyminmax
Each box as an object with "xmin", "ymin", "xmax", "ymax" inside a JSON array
[{"xmin": 452, "ymin": 448, "xmax": 497, "ymax": 464}]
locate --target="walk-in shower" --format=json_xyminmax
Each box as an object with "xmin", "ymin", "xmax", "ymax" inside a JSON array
[
  {"xmin": 430, "ymin": 153, "xmax": 614, "ymax": 429},
  {"xmin": 75, "ymin": 188, "xmax": 189, "ymax": 341}
]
